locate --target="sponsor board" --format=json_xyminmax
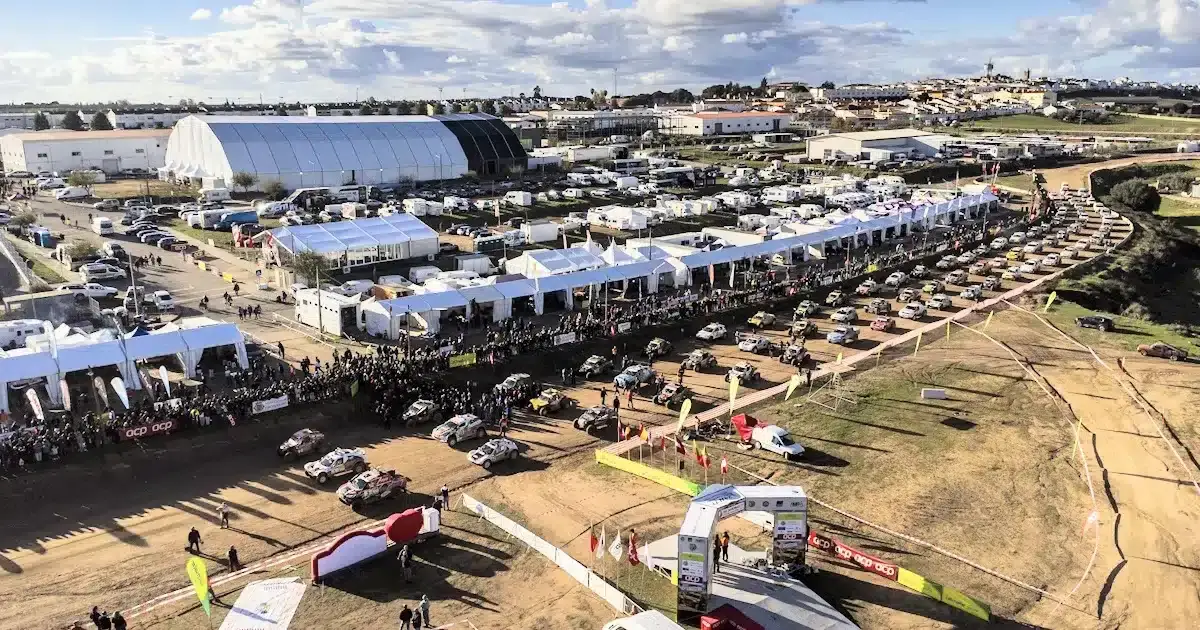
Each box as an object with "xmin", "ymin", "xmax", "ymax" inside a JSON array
[
  {"xmin": 553, "ymin": 332, "xmax": 577, "ymax": 346},
  {"xmin": 595, "ymin": 451, "xmax": 701, "ymax": 497},
  {"xmin": 807, "ymin": 530, "xmax": 898, "ymax": 582},
  {"xmin": 448, "ymin": 352, "xmax": 477, "ymax": 368},
  {"xmin": 251, "ymin": 394, "xmax": 289, "ymax": 415},
  {"xmin": 122, "ymin": 419, "xmax": 177, "ymax": 440},
  {"xmin": 715, "ymin": 499, "xmax": 745, "ymax": 521},
  {"xmin": 617, "ymin": 322, "xmax": 632, "ymax": 333}
]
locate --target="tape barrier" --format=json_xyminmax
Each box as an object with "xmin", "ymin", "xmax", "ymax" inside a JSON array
[
  {"xmin": 448, "ymin": 352, "xmax": 477, "ymax": 368},
  {"xmin": 594, "ymin": 450, "xmax": 701, "ymax": 497}
]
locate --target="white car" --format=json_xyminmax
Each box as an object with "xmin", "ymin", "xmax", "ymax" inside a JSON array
[
  {"xmin": 431, "ymin": 414, "xmax": 487, "ymax": 447},
  {"xmin": 826, "ymin": 326, "xmax": 859, "ymax": 345},
  {"xmin": 830, "ymin": 306, "xmax": 857, "ymax": 323},
  {"xmin": 1044, "ymin": 253, "xmax": 1061, "ymax": 266},
  {"xmin": 79, "ymin": 263, "xmax": 127, "ymax": 282},
  {"xmin": 945, "ymin": 270, "xmax": 967, "ymax": 285},
  {"xmin": 959, "ymin": 285, "xmax": 983, "ymax": 300},
  {"xmin": 737, "ymin": 335, "xmax": 772, "ymax": 354},
  {"xmin": 855, "ymin": 279, "xmax": 879, "ymax": 295},
  {"xmin": 1022, "ymin": 241, "xmax": 1042, "ymax": 254},
  {"xmin": 898, "ymin": 302, "xmax": 927, "ymax": 319},
  {"xmin": 884, "ymin": 271, "xmax": 908, "ymax": 287},
  {"xmin": 151, "ymin": 290, "xmax": 176, "ymax": 311},
  {"xmin": 926, "ymin": 293, "xmax": 953, "ymax": 310},
  {"xmin": 934, "ymin": 255, "xmax": 959, "ymax": 270},
  {"xmin": 990, "ymin": 237, "xmax": 1008, "ymax": 249},
  {"xmin": 62, "ymin": 282, "xmax": 119, "ymax": 299},
  {"xmin": 1019, "ymin": 261, "xmax": 1038, "ymax": 274},
  {"xmin": 751, "ymin": 425, "xmax": 805, "ymax": 458},
  {"xmin": 956, "ymin": 252, "xmax": 975, "ymax": 265},
  {"xmin": 304, "ymin": 447, "xmax": 368, "ymax": 484},
  {"xmin": 468, "ymin": 438, "xmax": 520, "ymax": 469},
  {"xmin": 1009, "ymin": 231, "xmax": 1026, "ymax": 243},
  {"xmin": 695, "ymin": 323, "xmax": 727, "ymax": 341}
]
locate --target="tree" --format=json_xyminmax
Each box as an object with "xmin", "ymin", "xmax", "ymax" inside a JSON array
[
  {"xmin": 820, "ymin": 81, "xmax": 836, "ymax": 89},
  {"xmin": 342, "ymin": 110, "xmax": 353, "ymax": 116},
  {"xmin": 61, "ymin": 111, "xmax": 85, "ymax": 131},
  {"xmin": 429, "ymin": 102, "xmax": 445, "ymax": 115},
  {"xmin": 64, "ymin": 239, "xmax": 99, "ymax": 260},
  {"xmin": 498, "ymin": 104, "xmax": 513, "ymax": 116},
  {"xmin": 261, "ymin": 180, "xmax": 286, "ymax": 200},
  {"xmin": 670, "ymin": 88, "xmax": 695, "ymax": 103},
  {"xmin": 90, "ymin": 112, "xmax": 114, "ymax": 131},
  {"xmin": 291, "ymin": 251, "xmax": 329, "ymax": 286},
  {"xmin": 359, "ymin": 104, "xmax": 374, "ymax": 115},
  {"xmin": 231, "ymin": 171, "xmax": 258, "ymax": 192},
  {"xmin": 67, "ymin": 171, "xmax": 97, "ymax": 191},
  {"xmin": 533, "ymin": 85, "xmax": 542, "ymax": 99},
  {"xmin": 465, "ymin": 103, "xmax": 479, "ymax": 113},
  {"xmin": 10, "ymin": 211, "xmax": 37, "ymax": 229},
  {"xmin": 759, "ymin": 77, "xmax": 768, "ymax": 95},
  {"xmin": 1158, "ymin": 173, "xmax": 1194, "ymax": 192},
  {"xmin": 376, "ymin": 104, "xmax": 391, "ymax": 115},
  {"xmin": 394, "ymin": 101, "xmax": 412, "ymax": 115},
  {"xmin": 1108, "ymin": 179, "xmax": 1160, "ymax": 213},
  {"xmin": 1171, "ymin": 102, "xmax": 1190, "ymax": 115},
  {"xmin": 33, "ymin": 112, "xmax": 50, "ymax": 130},
  {"xmin": 481, "ymin": 100, "xmax": 496, "ymax": 115},
  {"xmin": 275, "ymin": 105, "xmax": 289, "ymax": 116},
  {"xmin": 446, "ymin": 102, "xmax": 459, "ymax": 114}
]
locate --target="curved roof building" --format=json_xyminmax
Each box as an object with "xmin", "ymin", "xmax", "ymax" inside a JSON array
[{"xmin": 164, "ymin": 114, "xmax": 527, "ymax": 191}]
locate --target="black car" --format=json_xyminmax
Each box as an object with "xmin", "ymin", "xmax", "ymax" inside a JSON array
[{"xmin": 1075, "ymin": 315, "xmax": 1114, "ymax": 332}]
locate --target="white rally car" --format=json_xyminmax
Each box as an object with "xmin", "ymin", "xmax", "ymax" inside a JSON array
[
  {"xmin": 304, "ymin": 447, "xmax": 368, "ymax": 484},
  {"xmin": 469, "ymin": 437, "xmax": 520, "ymax": 469},
  {"xmin": 336, "ymin": 468, "xmax": 410, "ymax": 506},
  {"xmin": 431, "ymin": 413, "xmax": 488, "ymax": 447}
]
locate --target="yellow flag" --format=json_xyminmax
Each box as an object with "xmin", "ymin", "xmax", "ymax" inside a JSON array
[
  {"xmin": 676, "ymin": 398, "xmax": 692, "ymax": 432},
  {"xmin": 1043, "ymin": 291, "xmax": 1058, "ymax": 313},
  {"xmin": 946, "ymin": 319, "xmax": 951, "ymax": 338},
  {"xmin": 728, "ymin": 377, "xmax": 739, "ymax": 409},
  {"xmin": 186, "ymin": 557, "xmax": 211, "ymax": 616},
  {"xmin": 914, "ymin": 330, "xmax": 923, "ymax": 355},
  {"xmin": 984, "ymin": 311, "xmax": 994, "ymax": 330},
  {"xmin": 785, "ymin": 374, "xmax": 802, "ymax": 401},
  {"xmin": 836, "ymin": 352, "xmax": 843, "ymax": 364}
]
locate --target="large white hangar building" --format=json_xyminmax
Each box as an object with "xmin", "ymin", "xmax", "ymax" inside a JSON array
[{"xmin": 163, "ymin": 114, "xmax": 528, "ymax": 191}]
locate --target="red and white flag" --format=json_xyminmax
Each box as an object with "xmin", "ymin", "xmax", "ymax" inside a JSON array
[
  {"xmin": 627, "ymin": 531, "xmax": 640, "ymax": 566},
  {"xmin": 674, "ymin": 435, "xmax": 686, "ymax": 454},
  {"xmin": 590, "ymin": 529, "xmax": 599, "ymax": 554},
  {"xmin": 596, "ymin": 526, "xmax": 606, "ymax": 560},
  {"xmin": 720, "ymin": 456, "xmax": 729, "ymax": 475}
]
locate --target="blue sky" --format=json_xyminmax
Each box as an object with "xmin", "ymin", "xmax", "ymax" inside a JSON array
[{"xmin": 1, "ymin": 0, "xmax": 1196, "ymax": 104}]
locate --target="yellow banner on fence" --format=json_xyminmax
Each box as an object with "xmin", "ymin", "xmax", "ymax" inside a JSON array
[
  {"xmin": 866, "ymin": 263, "xmax": 879, "ymax": 273},
  {"xmin": 448, "ymin": 352, "xmax": 477, "ymax": 368},
  {"xmin": 595, "ymin": 450, "xmax": 701, "ymax": 496},
  {"xmin": 196, "ymin": 261, "xmax": 207, "ymax": 272},
  {"xmin": 897, "ymin": 568, "xmax": 990, "ymax": 621},
  {"xmin": 222, "ymin": 272, "xmax": 235, "ymax": 282},
  {"xmin": 984, "ymin": 311, "xmax": 994, "ymax": 330},
  {"xmin": 914, "ymin": 330, "xmax": 923, "ymax": 355},
  {"xmin": 728, "ymin": 377, "xmax": 739, "ymax": 410}
]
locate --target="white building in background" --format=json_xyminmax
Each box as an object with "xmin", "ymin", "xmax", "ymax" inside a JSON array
[
  {"xmin": 0, "ymin": 113, "xmax": 37, "ymax": 130},
  {"xmin": 661, "ymin": 111, "xmax": 792, "ymax": 136},
  {"xmin": 0, "ymin": 129, "xmax": 170, "ymax": 174},
  {"xmin": 811, "ymin": 85, "xmax": 909, "ymax": 101},
  {"xmin": 105, "ymin": 109, "xmax": 191, "ymax": 130}
]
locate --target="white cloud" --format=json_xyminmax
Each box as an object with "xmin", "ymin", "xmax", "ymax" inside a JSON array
[
  {"xmin": 662, "ymin": 35, "xmax": 693, "ymax": 52},
  {"xmin": 446, "ymin": 55, "xmax": 467, "ymax": 64},
  {"xmin": 721, "ymin": 32, "xmax": 748, "ymax": 44},
  {"xmin": 190, "ymin": 8, "xmax": 213, "ymax": 21}
]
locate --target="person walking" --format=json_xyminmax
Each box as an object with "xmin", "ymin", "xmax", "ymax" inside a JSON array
[
  {"xmin": 111, "ymin": 611, "xmax": 127, "ymax": 630},
  {"xmin": 228, "ymin": 546, "xmax": 242, "ymax": 572},
  {"xmin": 626, "ymin": 387, "xmax": 634, "ymax": 410},
  {"xmin": 599, "ymin": 387, "xmax": 607, "ymax": 406},
  {"xmin": 418, "ymin": 595, "xmax": 431, "ymax": 627},
  {"xmin": 440, "ymin": 485, "xmax": 449, "ymax": 510},
  {"xmin": 612, "ymin": 395, "xmax": 620, "ymax": 419},
  {"xmin": 217, "ymin": 503, "xmax": 230, "ymax": 529},
  {"xmin": 721, "ymin": 532, "xmax": 730, "ymax": 562},
  {"xmin": 398, "ymin": 544, "xmax": 413, "ymax": 583},
  {"xmin": 713, "ymin": 537, "xmax": 722, "ymax": 574},
  {"xmin": 398, "ymin": 604, "xmax": 413, "ymax": 630},
  {"xmin": 413, "ymin": 609, "xmax": 423, "ymax": 630},
  {"xmin": 277, "ymin": 341, "xmax": 285, "ymax": 359},
  {"xmin": 187, "ymin": 527, "xmax": 202, "ymax": 554}
]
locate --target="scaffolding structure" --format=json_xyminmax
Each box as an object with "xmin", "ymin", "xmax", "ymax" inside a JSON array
[{"xmin": 799, "ymin": 364, "xmax": 857, "ymax": 412}]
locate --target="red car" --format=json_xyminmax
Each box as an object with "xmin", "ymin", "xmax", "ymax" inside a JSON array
[
  {"xmin": 870, "ymin": 316, "xmax": 896, "ymax": 332},
  {"xmin": 1137, "ymin": 342, "xmax": 1188, "ymax": 361}
]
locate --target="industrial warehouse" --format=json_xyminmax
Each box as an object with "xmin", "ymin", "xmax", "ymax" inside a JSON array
[
  {"xmin": 161, "ymin": 113, "xmax": 528, "ymax": 191},
  {"xmin": 0, "ymin": 128, "xmax": 170, "ymax": 175}
]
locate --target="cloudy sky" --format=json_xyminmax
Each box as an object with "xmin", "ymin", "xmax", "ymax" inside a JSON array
[{"xmin": 3, "ymin": 0, "xmax": 1200, "ymax": 104}]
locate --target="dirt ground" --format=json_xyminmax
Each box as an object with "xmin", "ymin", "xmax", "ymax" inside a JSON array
[{"xmin": 1036, "ymin": 153, "xmax": 1200, "ymax": 192}]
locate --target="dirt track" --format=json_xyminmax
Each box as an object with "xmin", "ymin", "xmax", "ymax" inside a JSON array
[{"xmin": 1037, "ymin": 153, "xmax": 1200, "ymax": 192}]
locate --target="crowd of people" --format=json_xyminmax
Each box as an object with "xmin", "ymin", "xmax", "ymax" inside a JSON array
[{"xmin": 1, "ymin": 205, "xmax": 1031, "ymax": 474}]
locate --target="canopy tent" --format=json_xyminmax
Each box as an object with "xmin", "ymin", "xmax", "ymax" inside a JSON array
[{"xmin": 266, "ymin": 214, "xmax": 439, "ymax": 267}]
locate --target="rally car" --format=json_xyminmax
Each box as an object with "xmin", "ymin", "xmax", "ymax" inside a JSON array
[
  {"xmin": 864, "ymin": 298, "xmax": 890, "ymax": 315},
  {"xmin": 898, "ymin": 301, "xmax": 927, "ymax": 319},
  {"xmin": 469, "ymin": 438, "xmax": 520, "ymax": 469},
  {"xmin": 645, "ymin": 337, "xmax": 672, "ymax": 359},
  {"xmin": 982, "ymin": 276, "xmax": 1001, "ymax": 291},
  {"xmin": 304, "ymin": 447, "xmax": 368, "ymax": 485},
  {"xmin": 737, "ymin": 334, "xmax": 773, "ymax": 354},
  {"xmin": 871, "ymin": 316, "xmax": 895, "ymax": 332},
  {"xmin": 909, "ymin": 265, "xmax": 930, "ymax": 278},
  {"xmin": 747, "ymin": 311, "xmax": 776, "ymax": 328},
  {"xmin": 683, "ymin": 348, "xmax": 718, "ymax": 371},
  {"xmin": 959, "ymin": 285, "xmax": 983, "ymax": 301},
  {"xmin": 1076, "ymin": 315, "xmax": 1114, "ymax": 332},
  {"xmin": 578, "ymin": 354, "xmax": 614, "ymax": 379},
  {"xmin": 790, "ymin": 318, "xmax": 818, "ymax": 338},
  {"xmin": 725, "ymin": 361, "xmax": 761, "ymax": 384},
  {"xmin": 830, "ymin": 306, "xmax": 857, "ymax": 323},
  {"xmin": 779, "ymin": 344, "xmax": 810, "ymax": 366},
  {"xmin": 855, "ymin": 279, "xmax": 879, "ymax": 295},
  {"xmin": 794, "ymin": 300, "xmax": 819, "ymax": 317},
  {"xmin": 495, "ymin": 373, "xmax": 532, "ymax": 394},
  {"xmin": 530, "ymin": 388, "xmax": 574, "ymax": 415},
  {"xmin": 278, "ymin": 428, "xmax": 326, "ymax": 459},
  {"xmin": 614, "ymin": 364, "xmax": 655, "ymax": 389},
  {"xmin": 897, "ymin": 287, "xmax": 919, "ymax": 303},
  {"xmin": 431, "ymin": 414, "xmax": 488, "ymax": 447},
  {"xmin": 922, "ymin": 280, "xmax": 944, "ymax": 294},
  {"xmin": 825, "ymin": 290, "xmax": 848, "ymax": 307},
  {"xmin": 884, "ymin": 271, "xmax": 907, "ymax": 287},
  {"xmin": 695, "ymin": 323, "xmax": 728, "ymax": 341},
  {"xmin": 653, "ymin": 382, "xmax": 689, "ymax": 408},
  {"xmin": 574, "ymin": 405, "xmax": 616, "ymax": 434},
  {"xmin": 826, "ymin": 326, "xmax": 859, "ymax": 345},
  {"xmin": 402, "ymin": 399, "xmax": 443, "ymax": 427},
  {"xmin": 337, "ymin": 468, "xmax": 409, "ymax": 506}
]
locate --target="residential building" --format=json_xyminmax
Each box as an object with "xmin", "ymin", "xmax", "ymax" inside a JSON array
[
  {"xmin": 811, "ymin": 85, "xmax": 909, "ymax": 101},
  {"xmin": 661, "ymin": 111, "xmax": 792, "ymax": 136}
]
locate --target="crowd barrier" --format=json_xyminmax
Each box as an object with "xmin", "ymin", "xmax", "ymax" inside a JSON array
[{"xmin": 461, "ymin": 494, "xmax": 643, "ymax": 616}]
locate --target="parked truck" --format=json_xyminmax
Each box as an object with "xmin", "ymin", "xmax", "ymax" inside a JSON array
[{"xmin": 521, "ymin": 219, "xmax": 560, "ymax": 244}]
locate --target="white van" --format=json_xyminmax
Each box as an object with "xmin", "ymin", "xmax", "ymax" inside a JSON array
[
  {"xmin": 91, "ymin": 216, "xmax": 114, "ymax": 235},
  {"xmin": 602, "ymin": 611, "xmax": 685, "ymax": 630},
  {"xmin": 55, "ymin": 186, "xmax": 90, "ymax": 201},
  {"xmin": 198, "ymin": 188, "xmax": 232, "ymax": 203}
]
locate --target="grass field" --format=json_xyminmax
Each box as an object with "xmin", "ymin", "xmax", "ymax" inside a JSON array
[
  {"xmin": 1043, "ymin": 299, "xmax": 1200, "ymax": 352},
  {"xmin": 965, "ymin": 113, "xmax": 1200, "ymax": 135},
  {"xmin": 993, "ymin": 173, "xmax": 1035, "ymax": 192},
  {"xmin": 1155, "ymin": 194, "xmax": 1200, "ymax": 232},
  {"xmin": 92, "ymin": 179, "xmax": 196, "ymax": 200},
  {"xmin": 27, "ymin": 256, "xmax": 67, "ymax": 284}
]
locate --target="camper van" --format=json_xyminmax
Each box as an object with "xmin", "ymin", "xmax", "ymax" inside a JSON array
[
  {"xmin": 55, "ymin": 186, "xmax": 90, "ymax": 201},
  {"xmin": 91, "ymin": 216, "xmax": 114, "ymax": 235},
  {"xmin": 0, "ymin": 319, "xmax": 44, "ymax": 351},
  {"xmin": 504, "ymin": 191, "xmax": 533, "ymax": 207},
  {"xmin": 188, "ymin": 208, "xmax": 229, "ymax": 229},
  {"xmin": 198, "ymin": 188, "xmax": 232, "ymax": 203}
]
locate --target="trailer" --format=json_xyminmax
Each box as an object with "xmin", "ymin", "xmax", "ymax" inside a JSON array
[
  {"xmin": 521, "ymin": 219, "xmax": 560, "ymax": 244},
  {"xmin": 504, "ymin": 191, "xmax": 533, "ymax": 207},
  {"xmin": 403, "ymin": 198, "xmax": 444, "ymax": 216}
]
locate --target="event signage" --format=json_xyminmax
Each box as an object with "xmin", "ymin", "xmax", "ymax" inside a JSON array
[
  {"xmin": 676, "ymin": 534, "xmax": 710, "ymax": 614},
  {"xmin": 772, "ymin": 512, "xmax": 808, "ymax": 565},
  {"xmin": 807, "ymin": 530, "xmax": 898, "ymax": 582},
  {"xmin": 553, "ymin": 332, "xmax": 577, "ymax": 346},
  {"xmin": 122, "ymin": 419, "xmax": 177, "ymax": 440},
  {"xmin": 617, "ymin": 322, "xmax": 632, "ymax": 333},
  {"xmin": 251, "ymin": 395, "xmax": 290, "ymax": 415},
  {"xmin": 448, "ymin": 353, "xmax": 477, "ymax": 368},
  {"xmin": 715, "ymin": 499, "xmax": 745, "ymax": 521}
]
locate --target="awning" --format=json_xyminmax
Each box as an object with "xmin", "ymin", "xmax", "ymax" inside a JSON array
[{"xmin": 0, "ymin": 350, "xmax": 60, "ymax": 382}]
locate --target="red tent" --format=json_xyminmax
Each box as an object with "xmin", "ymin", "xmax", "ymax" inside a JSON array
[
  {"xmin": 729, "ymin": 414, "xmax": 761, "ymax": 441},
  {"xmin": 700, "ymin": 604, "xmax": 764, "ymax": 630}
]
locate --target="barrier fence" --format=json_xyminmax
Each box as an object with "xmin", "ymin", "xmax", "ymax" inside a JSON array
[{"xmin": 460, "ymin": 494, "xmax": 643, "ymax": 616}]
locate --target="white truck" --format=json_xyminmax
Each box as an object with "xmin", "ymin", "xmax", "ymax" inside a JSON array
[{"xmin": 198, "ymin": 188, "xmax": 232, "ymax": 203}]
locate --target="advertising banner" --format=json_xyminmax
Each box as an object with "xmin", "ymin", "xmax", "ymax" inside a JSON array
[
  {"xmin": 553, "ymin": 332, "xmax": 577, "ymax": 346},
  {"xmin": 896, "ymin": 568, "xmax": 991, "ymax": 621},
  {"xmin": 617, "ymin": 322, "xmax": 632, "ymax": 333},
  {"xmin": 807, "ymin": 530, "xmax": 898, "ymax": 582},
  {"xmin": 218, "ymin": 578, "xmax": 306, "ymax": 630},
  {"xmin": 186, "ymin": 557, "xmax": 211, "ymax": 616},
  {"xmin": 121, "ymin": 419, "xmax": 177, "ymax": 441},
  {"xmin": 251, "ymin": 395, "xmax": 290, "ymax": 415},
  {"xmin": 772, "ymin": 512, "xmax": 808, "ymax": 565},
  {"xmin": 59, "ymin": 378, "xmax": 72, "ymax": 411},
  {"xmin": 93, "ymin": 376, "xmax": 109, "ymax": 409},
  {"xmin": 24, "ymin": 388, "xmax": 45, "ymax": 421},
  {"xmin": 595, "ymin": 451, "xmax": 701, "ymax": 496},
  {"xmin": 158, "ymin": 365, "xmax": 172, "ymax": 398},
  {"xmin": 448, "ymin": 352, "xmax": 477, "ymax": 368},
  {"xmin": 677, "ymin": 535, "xmax": 710, "ymax": 614}
]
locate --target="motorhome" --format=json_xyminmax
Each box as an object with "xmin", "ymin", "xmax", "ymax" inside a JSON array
[
  {"xmin": 403, "ymin": 199, "xmax": 444, "ymax": 216},
  {"xmin": 504, "ymin": 191, "xmax": 533, "ymax": 207},
  {"xmin": 91, "ymin": 216, "xmax": 114, "ymax": 235},
  {"xmin": 198, "ymin": 188, "xmax": 232, "ymax": 203},
  {"xmin": 0, "ymin": 319, "xmax": 44, "ymax": 351},
  {"xmin": 610, "ymin": 157, "xmax": 650, "ymax": 175},
  {"xmin": 188, "ymin": 208, "xmax": 229, "ymax": 229},
  {"xmin": 443, "ymin": 196, "xmax": 470, "ymax": 212}
]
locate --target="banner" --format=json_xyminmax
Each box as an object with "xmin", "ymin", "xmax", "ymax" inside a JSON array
[
  {"xmin": 158, "ymin": 365, "xmax": 172, "ymax": 398},
  {"xmin": 595, "ymin": 450, "xmax": 701, "ymax": 496},
  {"xmin": 785, "ymin": 373, "xmax": 802, "ymax": 401},
  {"xmin": 24, "ymin": 388, "xmax": 45, "ymax": 421},
  {"xmin": 676, "ymin": 398, "xmax": 692, "ymax": 433},
  {"xmin": 897, "ymin": 567, "xmax": 991, "ymax": 621},
  {"xmin": 448, "ymin": 352, "xmax": 477, "ymax": 368},
  {"xmin": 94, "ymin": 376, "xmax": 110, "ymax": 409},
  {"xmin": 251, "ymin": 395, "xmax": 289, "ymax": 415},
  {"xmin": 186, "ymin": 557, "xmax": 211, "ymax": 616},
  {"xmin": 807, "ymin": 530, "xmax": 898, "ymax": 582},
  {"xmin": 59, "ymin": 378, "xmax": 72, "ymax": 412},
  {"xmin": 728, "ymin": 377, "xmax": 739, "ymax": 410},
  {"xmin": 617, "ymin": 322, "xmax": 632, "ymax": 333},
  {"xmin": 1044, "ymin": 290, "xmax": 1058, "ymax": 313},
  {"xmin": 111, "ymin": 377, "xmax": 130, "ymax": 409},
  {"xmin": 707, "ymin": 264, "xmax": 715, "ymax": 286},
  {"xmin": 121, "ymin": 419, "xmax": 177, "ymax": 441},
  {"xmin": 218, "ymin": 578, "xmax": 306, "ymax": 630},
  {"xmin": 866, "ymin": 263, "xmax": 879, "ymax": 273},
  {"xmin": 139, "ymin": 370, "xmax": 157, "ymax": 400},
  {"xmin": 553, "ymin": 332, "xmax": 578, "ymax": 346}
]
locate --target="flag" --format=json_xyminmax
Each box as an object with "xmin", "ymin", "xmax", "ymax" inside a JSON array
[
  {"xmin": 695, "ymin": 445, "xmax": 706, "ymax": 467},
  {"xmin": 836, "ymin": 352, "xmax": 843, "ymax": 364},
  {"xmin": 708, "ymin": 264, "xmax": 715, "ymax": 286},
  {"xmin": 623, "ymin": 425, "xmax": 633, "ymax": 441},
  {"xmin": 94, "ymin": 376, "xmax": 109, "ymax": 409},
  {"xmin": 659, "ymin": 435, "xmax": 667, "ymax": 451},
  {"xmin": 59, "ymin": 378, "xmax": 71, "ymax": 412},
  {"xmin": 676, "ymin": 398, "xmax": 692, "ymax": 432},
  {"xmin": 186, "ymin": 557, "xmax": 211, "ymax": 616},
  {"xmin": 729, "ymin": 376, "xmax": 740, "ymax": 408},
  {"xmin": 1044, "ymin": 291, "xmax": 1058, "ymax": 313},
  {"xmin": 984, "ymin": 311, "xmax": 994, "ymax": 329},
  {"xmin": 609, "ymin": 529, "xmax": 623, "ymax": 560},
  {"xmin": 596, "ymin": 526, "xmax": 606, "ymax": 560},
  {"xmin": 785, "ymin": 373, "xmax": 802, "ymax": 401},
  {"xmin": 721, "ymin": 456, "xmax": 729, "ymax": 475},
  {"xmin": 24, "ymin": 388, "xmax": 44, "ymax": 421},
  {"xmin": 627, "ymin": 531, "xmax": 640, "ymax": 566},
  {"xmin": 914, "ymin": 330, "xmax": 923, "ymax": 355},
  {"xmin": 729, "ymin": 260, "xmax": 736, "ymax": 288},
  {"xmin": 158, "ymin": 365, "xmax": 172, "ymax": 398},
  {"xmin": 590, "ymin": 529, "xmax": 600, "ymax": 554},
  {"xmin": 639, "ymin": 425, "xmax": 649, "ymax": 442},
  {"xmin": 675, "ymin": 435, "xmax": 686, "ymax": 454},
  {"xmin": 110, "ymin": 377, "xmax": 130, "ymax": 409}
]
